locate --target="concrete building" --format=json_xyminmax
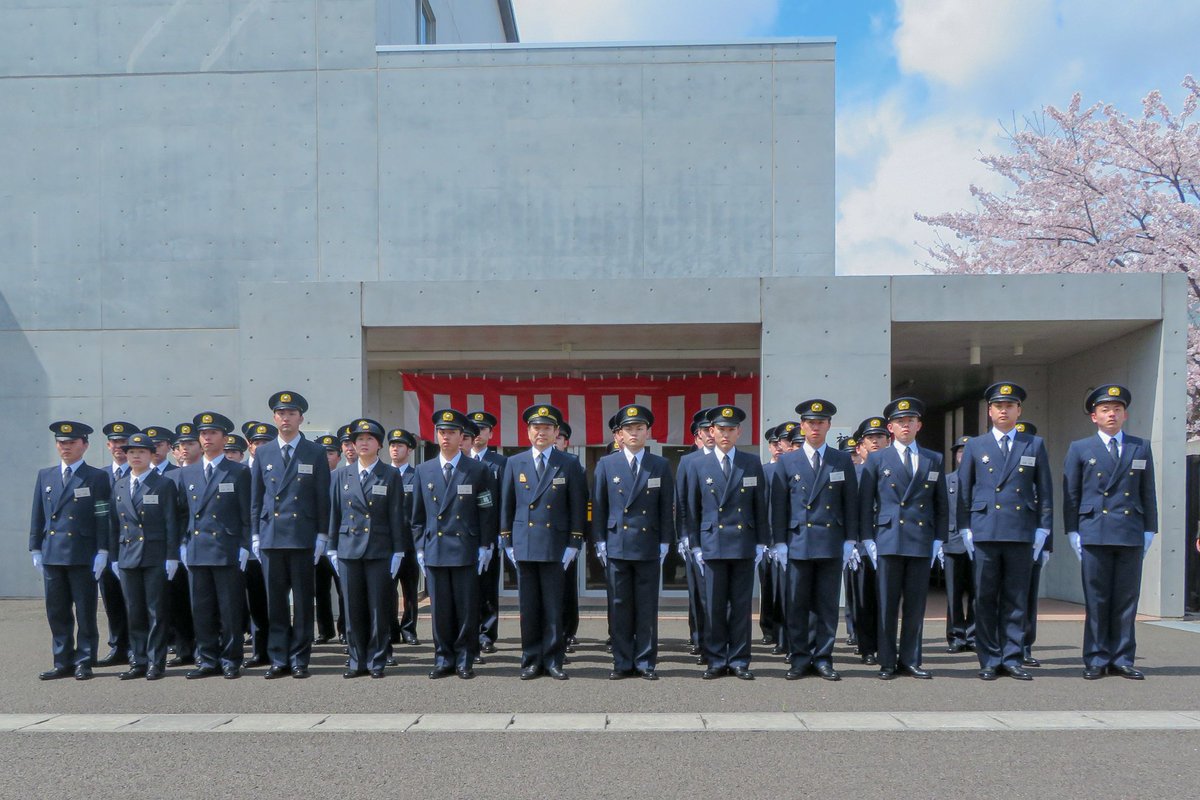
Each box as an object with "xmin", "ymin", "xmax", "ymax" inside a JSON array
[{"xmin": 0, "ymin": 1, "xmax": 1187, "ymax": 616}]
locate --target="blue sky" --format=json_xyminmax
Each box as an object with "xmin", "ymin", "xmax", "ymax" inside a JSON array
[{"xmin": 511, "ymin": 0, "xmax": 1199, "ymax": 274}]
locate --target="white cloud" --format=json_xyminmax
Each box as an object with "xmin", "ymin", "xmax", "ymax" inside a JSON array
[{"xmin": 511, "ymin": 0, "xmax": 781, "ymax": 42}]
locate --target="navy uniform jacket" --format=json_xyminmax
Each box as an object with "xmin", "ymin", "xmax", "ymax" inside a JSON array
[
  {"xmin": 394, "ymin": 464, "xmax": 417, "ymax": 524},
  {"xmin": 411, "ymin": 456, "xmax": 498, "ymax": 568},
  {"xmin": 177, "ymin": 459, "xmax": 251, "ymax": 567},
  {"xmin": 770, "ymin": 447, "xmax": 859, "ymax": 559},
  {"xmin": 956, "ymin": 431, "xmax": 1053, "ymax": 542},
  {"xmin": 1062, "ymin": 433, "xmax": 1157, "ymax": 546},
  {"xmin": 942, "ymin": 471, "xmax": 965, "ymax": 554},
  {"xmin": 109, "ymin": 470, "xmax": 180, "ymax": 567},
  {"xmin": 476, "ymin": 449, "xmax": 508, "ymax": 479},
  {"xmin": 858, "ymin": 445, "xmax": 948, "ymax": 557},
  {"xmin": 329, "ymin": 461, "xmax": 410, "ymax": 560},
  {"xmin": 250, "ymin": 436, "xmax": 331, "ymax": 549},
  {"xmin": 591, "ymin": 451, "xmax": 675, "ymax": 560},
  {"xmin": 30, "ymin": 462, "xmax": 112, "ymax": 566},
  {"xmin": 685, "ymin": 449, "xmax": 769, "ymax": 559},
  {"xmin": 499, "ymin": 448, "xmax": 588, "ymax": 561},
  {"xmin": 674, "ymin": 448, "xmax": 707, "ymax": 544}
]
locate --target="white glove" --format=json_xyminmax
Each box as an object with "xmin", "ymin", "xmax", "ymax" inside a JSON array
[
  {"xmin": 1032, "ymin": 528, "xmax": 1050, "ymax": 560},
  {"xmin": 476, "ymin": 547, "xmax": 489, "ymax": 575},
  {"xmin": 659, "ymin": 543, "xmax": 669, "ymax": 564},
  {"xmin": 862, "ymin": 539, "xmax": 879, "ymax": 568},
  {"xmin": 772, "ymin": 542, "xmax": 788, "ymax": 563},
  {"xmin": 933, "ymin": 541, "xmax": 944, "ymax": 569},
  {"xmin": 676, "ymin": 539, "xmax": 689, "ymax": 560},
  {"xmin": 31, "ymin": 550, "xmax": 44, "ymax": 576},
  {"xmin": 1039, "ymin": 550, "xmax": 1050, "ymax": 566},
  {"xmin": 754, "ymin": 544, "xmax": 767, "ymax": 567},
  {"xmin": 165, "ymin": 559, "xmax": 179, "ymax": 580},
  {"xmin": 691, "ymin": 548, "xmax": 705, "ymax": 576},
  {"xmin": 1143, "ymin": 532, "xmax": 1154, "ymax": 555},
  {"xmin": 92, "ymin": 551, "xmax": 108, "ymax": 581},
  {"xmin": 313, "ymin": 536, "xmax": 328, "ymax": 565},
  {"xmin": 843, "ymin": 540, "xmax": 859, "ymax": 570},
  {"xmin": 111, "ymin": 561, "xmax": 121, "ymax": 582},
  {"xmin": 179, "ymin": 544, "xmax": 188, "ymax": 569},
  {"xmin": 328, "ymin": 551, "xmax": 339, "ymax": 576},
  {"xmin": 251, "ymin": 535, "xmax": 261, "ymax": 560},
  {"xmin": 562, "ymin": 546, "xmax": 579, "ymax": 570},
  {"xmin": 1068, "ymin": 532, "xmax": 1082, "ymax": 560},
  {"xmin": 238, "ymin": 548, "xmax": 250, "ymax": 572},
  {"xmin": 416, "ymin": 551, "xmax": 426, "ymax": 577},
  {"xmin": 504, "ymin": 546, "xmax": 517, "ymax": 568},
  {"xmin": 393, "ymin": 552, "xmax": 405, "ymax": 578},
  {"xmin": 595, "ymin": 541, "xmax": 608, "ymax": 567},
  {"xmin": 962, "ymin": 529, "xmax": 974, "ymax": 559}
]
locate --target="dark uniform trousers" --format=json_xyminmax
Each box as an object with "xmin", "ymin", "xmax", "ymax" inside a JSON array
[
  {"xmin": 704, "ymin": 559, "xmax": 756, "ymax": 670},
  {"xmin": 849, "ymin": 559, "xmax": 879, "ymax": 656},
  {"xmin": 1081, "ymin": 545, "xmax": 1143, "ymax": 667},
  {"xmin": 167, "ymin": 565, "xmax": 196, "ymax": 661},
  {"xmin": 243, "ymin": 557, "xmax": 270, "ymax": 661},
  {"xmin": 477, "ymin": 450, "xmax": 507, "ymax": 648},
  {"xmin": 876, "ymin": 555, "xmax": 929, "ymax": 669},
  {"xmin": 785, "ymin": 558, "xmax": 842, "ymax": 667},
  {"xmin": 391, "ymin": 547, "xmax": 420, "ymax": 642},
  {"xmin": 562, "ymin": 556, "xmax": 581, "ymax": 641},
  {"xmin": 757, "ymin": 557, "xmax": 782, "ymax": 642},
  {"xmin": 676, "ymin": 450, "xmax": 708, "ymax": 650},
  {"xmin": 121, "ymin": 566, "xmax": 169, "ymax": 670},
  {"xmin": 943, "ymin": 550, "xmax": 976, "ymax": 647},
  {"xmin": 517, "ymin": 562, "xmax": 566, "ymax": 671},
  {"xmin": 43, "ymin": 566, "xmax": 99, "ymax": 669},
  {"xmin": 340, "ymin": 558, "xmax": 392, "ymax": 671},
  {"xmin": 261, "ymin": 550, "xmax": 316, "ymax": 668},
  {"xmin": 101, "ymin": 468, "xmax": 130, "ymax": 658},
  {"xmin": 971, "ymin": 541, "xmax": 1033, "ymax": 669},
  {"xmin": 427, "ymin": 566, "xmax": 479, "ymax": 670},
  {"xmin": 1023, "ymin": 557, "xmax": 1044, "ymax": 658},
  {"xmin": 190, "ymin": 566, "xmax": 245, "ymax": 669},
  {"xmin": 606, "ymin": 559, "xmax": 659, "ymax": 671},
  {"xmin": 314, "ymin": 553, "xmax": 345, "ymax": 640}
]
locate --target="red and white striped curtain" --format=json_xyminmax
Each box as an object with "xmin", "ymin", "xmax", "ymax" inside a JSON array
[{"xmin": 402, "ymin": 373, "xmax": 758, "ymax": 447}]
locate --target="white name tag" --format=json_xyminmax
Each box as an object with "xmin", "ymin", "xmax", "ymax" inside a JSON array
[
  {"xmin": 648, "ymin": 477, "xmax": 661, "ymax": 488},
  {"xmin": 927, "ymin": 471, "xmax": 939, "ymax": 481},
  {"xmin": 403, "ymin": 484, "xmax": 414, "ymax": 493},
  {"xmin": 743, "ymin": 476, "xmax": 757, "ymax": 487},
  {"xmin": 372, "ymin": 484, "xmax": 388, "ymax": 496},
  {"xmin": 143, "ymin": 495, "xmax": 159, "ymax": 505},
  {"xmin": 552, "ymin": 476, "xmax": 567, "ymax": 485},
  {"xmin": 74, "ymin": 487, "xmax": 91, "ymax": 499},
  {"xmin": 457, "ymin": 484, "xmax": 474, "ymax": 495},
  {"xmin": 1132, "ymin": 459, "xmax": 1146, "ymax": 470},
  {"xmin": 219, "ymin": 483, "xmax": 234, "ymax": 493},
  {"xmin": 1020, "ymin": 455, "xmax": 1036, "ymax": 467},
  {"xmin": 829, "ymin": 471, "xmax": 845, "ymax": 483},
  {"xmin": 298, "ymin": 463, "xmax": 313, "ymax": 475}
]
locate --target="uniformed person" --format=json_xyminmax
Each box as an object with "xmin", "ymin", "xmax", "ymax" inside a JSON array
[
  {"xmin": 142, "ymin": 426, "xmax": 177, "ymax": 475},
  {"xmin": 172, "ymin": 423, "xmax": 201, "ymax": 468},
  {"xmin": 108, "ymin": 433, "xmax": 179, "ymax": 680},
  {"xmin": 98, "ymin": 420, "xmax": 137, "ymax": 667},
  {"xmin": 1063, "ymin": 384, "xmax": 1157, "ymax": 680},
  {"xmin": 554, "ymin": 420, "xmax": 584, "ymax": 652},
  {"xmin": 957, "ymin": 382, "xmax": 1053, "ymax": 681},
  {"xmin": 328, "ymin": 419, "xmax": 410, "ymax": 678},
  {"xmin": 411, "ymin": 409, "xmax": 498, "ymax": 679},
  {"xmin": 499, "ymin": 404, "xmax": 587, "ymax": 680},
  {"xmin": 847, "ymin": 416, "xmax": 889, "ymax": 665},
  {"xmin": 387, "ymin": 428, "xmax": 421, "ymax": 646},
  {"xmin": 241, "ymin": 423, "xmax": 277, "ymax": 665},
  {"xmin": 177, "ymin": 412, "xmax": 251, "ymax": 678},
  {"xmin": 858, "ymin": 398, "xmax": 948, "ymax": 679},
  {"xmin": 676, "ymin": 408, "xmax": 715, "ymax": 660},
  {"xmin": 165, "ymin": 422, "xmax": 200, "ymax": 666},
  {"xmin": 758, "ymin": 425, "xmax": 784, "ymax": 649},
  {"xmin": 1014, "ymin": 421, "xmax": 1052, "ymax": 666},
  {"xmin": 249, "ymin": 391, "xmax": 332, "ymax": 679},
  {"xmin": 468, "ymin": 410, "xmax": 507, "ymax": 655},
  {"xmin": 940, "ymin": 435, "xmax": 976, "ymax": 653},
  {"xmin": 592, "ymin": 404, "xmax": 675, "ymax": 680},
  {"xmin": 30, "ymin": 421, "xmax": 111, "ymax": 680},
  {"xmin": 223, "ymin": 434, "xmax": 248, "ymax": 462},
  {"xmin": 838, "ymin": 430, "xmax": 862, "ymax": 651},
  {"xmin": 339, "ymin": 424, "xmax": 357, "ymax": 466},
  {"xmin": 771, "ymin": 400, "xmax": 859, "ymax": 681},
  {"xmin": 685, "ymin": 405, "xmax": 769, "ymax": 680}
]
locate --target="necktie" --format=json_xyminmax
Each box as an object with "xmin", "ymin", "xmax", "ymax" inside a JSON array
[
  {"xmin": 205, "ymin": 463, "xmax": 214, "ymax": 484},
  {"xmin": 1000, "ymin": 435, "xmax": 1010, "ymax": 461},
  {"xmin": 62, "ymin": 466, "xmax": 71, "ymax": 486},
  {"xmin": 536, "ymin": 452, "xmax": 546, "ymax": 481},
  {"xmin": 1108, "ymin": 437, "xmax": 1120, "ymax": 462},
  {"xmin": 131, "ymin": 477, "xmax": 141, "ymax": 498},
  {"xmin": 443, "ymin": 462, "xmax": 454, "ymax": 487},
  {"xmin": 630, "ymin": 456, "xmax": 639, "ymax": 480},
  {"xmin": 811, "ymin": 449, "xmax": 821, "ymax": 474},
  {"xmin": 903, "ymin": 446, "xmax": 913, "ymax": 478},
  {"xmin": 721, "ymin": 454, "xmax": 731, "ymax": 480},
  {"xmin": 282, "ymin": 444, "xmax": 292, "ymax": 469}
]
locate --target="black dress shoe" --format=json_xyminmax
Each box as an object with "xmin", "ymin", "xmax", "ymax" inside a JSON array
[
  {"xmin": 770, "ymin": 644, "xmax": 784, "ymax": 655},
  {"xmin": 243, "ymin": 655, "xmax": 269, "ymax": 669},
  {"xmin": 1022, "ymin": 656, "xmax": 1041, "ymax": 668},
  {"xmin": 608, "ymin": 669, "xmax": 636, "ymax": 680},
  {"xmin": 223, "ymin": 666, "xmax": 240, "ymax": 679},
  {"xmin": 74, "ymin": 665, "xmax": 93, "ymax": 680},
  {"xmin": 343, "ymin": 668, "xmax": 368, "ymax": 679},
  {"xmin": 814, "ymin": 663, "xmax": 840, "ymax": 682},
  {"xmin": 878, "ymin": 668, "xmax": 896, "ymax": 680},
  {"xmin": 263, "ymin": 666, "xmax": 290, "ymax": 680},
  {"xmin": 605, "ymin": 642, "xmax": 613, "ymax": 653},
  {"xmin": 733, "ymin": 667, "xmax": 754, "ymax": 681},
  {"xmin": 1108, "ymin": 665, "xmax": 1145, "ymax": 680},
  {"xmin": 146, "ymin": 667, "xmax": 164, "ymax": 681},
  {"xmin": 862, "ymin": 653, "xmax": 878, "ymax": 666},
  {"xmin": 978, "ymin": 668, "xmax": 998, "ymax": 681},
  {"xmin": 546, "ymin": 666, "xmax": 569, "ymax": 681},
  {"xmin": 688, "ymin": 643, "xmax": 701, "ymax": 656},
  {"xmin": 846, "ymin": 635, "xmax": 858, "ymax": 647},
  {"xmin": 475, "ymin": 655, "xmax": 487, "ymax": 665},
  {"xmin": 785, "ymin": 664, "xmax": 806, "ymax": 680},
  {"xmin": 520, "ymin": 667, "xmax": 541, "ymax": 680},
  {"xmin": 566, "ymin": 635, "xmax": 579, "ymax": 646},
  {"xmin": 760, "ymin": 635, "xmax": 775, "ymax": 645},
  {"xmin": 903, "ymin": 665, "xmax": 933, "ymax": 680},
  {"xmin": 185, "ymin": 666, "xmax": 220, "ymax": 679},
  {"xmin": 291, "ymin": 666, "xmax": 310, "ymax": 679},
  {"xmin": 964, "ymin": 642, "xmax": 976, "ymax": 652},
  {"xmin": 639, "ymin": 669, "xmax": 659, "ymax": 681},
  {"xmin": 39, "ymin": 666, "xmax": 72, "ymax": 680},
  {"xmin": 1083, "ymin": 667, "xmax": 1105, "ymax": 680},
  {"xmin": 370, "ymin": 669, "xmax": 385, "ymax": 679},
  {"xmin": 119, "ymin": 667, "xmax": 147, "ymax": 681},
  {"xmin": 946, "ymin": 642, "xmax": 966, "ymax": 654},
  {"xmin": 457, "ymin": 667, "xmax": 475, "ymax": 680},
  {"xmin": 385, "ymin": 657, "xmax": 398, "ymax": 667},
  {"xmin": 429, "ymin": 666, "xmax": 454, "ymax": 679},
  {"xmin": 480, "ymin": 640, "xmax": 496, "ymax": 654},
  {"xmin": 1004, "ymin": 665, "xmax": 1033, "ymax": 681},
  {"xmin": 167, "ymin": 655, "xmax": 194, "ymax": 667},
  {"xmin": 702, "ymin": 668, "xmax": 725, "ymax": 680},
  {"xmin": 313, "ymin": 635, "xmax": 332, "ymax": 645},
  {"xmin": 402, "ymin": 633, "xmax": 420, "ymax": 646},
  {"xmin": 97, "ymin": 649, "xmax": 128, "ymax": 667}
]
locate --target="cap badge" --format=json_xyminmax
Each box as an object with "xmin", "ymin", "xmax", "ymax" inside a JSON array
[
  {"xmin": 1000, "ymin": 385, "xmax": 1013, "ymax": 395},
  {"xmin": 1107, "ymin": 386, "xmax": 1121, "ymax": 396},
  {"xmin": 441, "ymin": 412, "xmax": 454, "ymax": 422},
  {"xmin": 897, "ymin": 401, "xmax": 909, "ymax": 411},
  {"xmin": 181, "ymin": 425, "xmax": 191, "ymax": 433},
  {"xmin": 146, "ymin": 429, "xmax": 157, "ymax": 436},
  {"xmin": 721, "ymin": 408, "xmax": 734, "ymax": 418},
  {"xmin": 784, "ymin": 423, "xmax": 794, "ymax": 432},
  {"xmin": 256, "ymin": 425, "xmax": 267, "ymax": 434},
  {"xmin": 811, "ymin": 402, "xmax": 823, "ymax": 412},
  {"xmin": 473, "ymin": 413, "xmax": 483, "ymax": 421},
  {"xmin": 358, "ymin": 420, "xmax": 369, "ymax": 429},
  {"xmin": 871, "ymin": 419, "xmax": 881, "ymax": 428},
  {"xmin": 61, "ymin": 423, "xmax": 72, "ymax": 433},
  {"xmin": 1016, "ymin": 423, "xmax": 1026, "ymax": 432},
  {"xmin": 538, "ymin": 407, "xmax": 549, "ymax": 416},
  {"xmin": 280, "ymin": 393, "xmax": 291, "ymax": 403},
  {"xmin": 113, "ymin": 424, "xmax": 124, "ymax": 433},
  {"xmin": 626, "ymin": 407, "xmax": 638, "ymax": 417},
  {"xmin": 202, "ymin": 414, "xmax": 213, "ymax": 424}
]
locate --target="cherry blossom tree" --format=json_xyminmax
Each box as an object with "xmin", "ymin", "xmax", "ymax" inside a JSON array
[{"xmin": 917, "ymin": 76, "xmax": 1200, "ymax": 434}]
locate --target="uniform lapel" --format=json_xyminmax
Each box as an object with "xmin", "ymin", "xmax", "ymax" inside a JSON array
[
  {"xmin": 274, "ymin": 439, "xmax": 302, "ymax": 491},
  {"xmin": 806, "ymin": 448, "xmax": 831, "ymax": 505},
  {"xmin": 52, "ymin": 464, "xmax": 85, "ymax": 515},
  {"xmin": 721, "ymin": 451, "xmax": 744, "ymax": 505},
  {"xmin": 1104, "ymin": 434, "xmax": 1134, "ymax": 492},
  {"xmin": 438, "ymin": 459, "xmax": 463, "ymax": 514},
  {"xmin": 901, "ymin": 447, "xmax": 930, "ymax": 503},
  {"xmin": 619, "ymin": 453, "xmax": 639, "ymax": 511},
  {"xmin": 198, "ymin": 459, "xmax": 225, "ymax": 509},
  {"xmin": 346, "ymin": 464, "xmax": 368, "ymax": 507},
  {"xmin": 996, "ymin": 433, "xmax": 1026, "ymax": 485},
  {"xmin": 530, "ymin": 449, "xmax": 559, "ymax": 503}
]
